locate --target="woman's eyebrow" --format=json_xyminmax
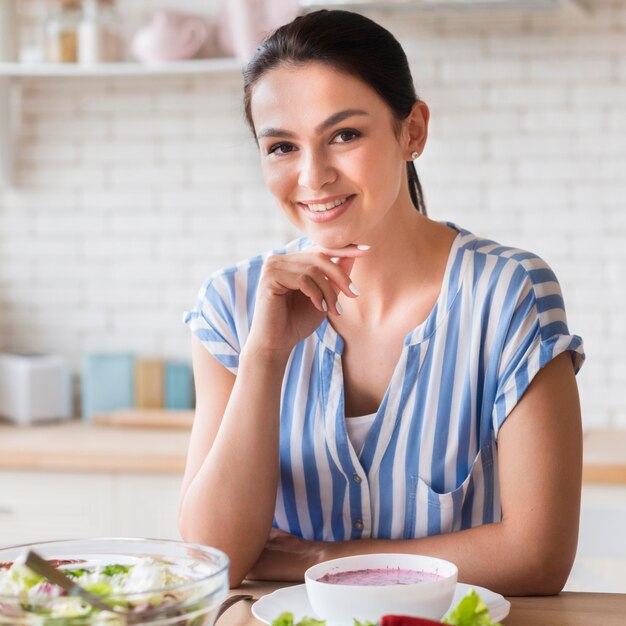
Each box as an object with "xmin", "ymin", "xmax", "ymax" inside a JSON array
[
  {"xmin": 315, "ymin": 108, "xmax": 369, "ymax": 133},
  {"xmin": 257, "ymin": 108, "xmax": 369, "ymax": 140}
]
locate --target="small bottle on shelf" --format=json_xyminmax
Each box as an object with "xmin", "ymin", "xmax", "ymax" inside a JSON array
[
  {"xmin": 43, "ymin": 0, "xmax": 82, "ymax": 63},
  {"xmin": 78, "ymin": 0, "xmax": 123, "ymax": 65}
]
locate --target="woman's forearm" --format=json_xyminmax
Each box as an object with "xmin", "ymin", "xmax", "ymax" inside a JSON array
[
  {"xmin": 178, "ymin": 348, "xmax": 288, "ymax": 586},
  {"xmin": 321, "ymin": 522, "xmax": 569, "ymax": 596},
  {"xmin": 250, "ymin": 520, "xmax": 574, "ymax": 597}
]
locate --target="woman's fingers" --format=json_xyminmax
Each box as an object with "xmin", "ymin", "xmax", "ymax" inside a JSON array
[
  {"xmin": 317, "ymin": 244, "xmax": 369, "ymax": 296},
  {"xmin": 295, "ymin": 271, "xmax": 334, "ymax": 314},
  {"xmin": 265, "ymin": 262, "xmax": 334, "ymax": 314},
  {"xmin": 263, "ymin": 245, "xmax": 369, "ymax": 316},
  {"xmin": 270, "ymin": 259, "xmax": 345, "ymax": 314},
  {"xmin": 272, "ymin": 252, "xmax": 362, "ymax": 301},
  {"xmin": 334, "ymin": 255, "xmax": 356, "ymax": 281}
]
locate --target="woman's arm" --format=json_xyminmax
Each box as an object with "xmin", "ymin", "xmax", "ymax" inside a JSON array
[
  {"xmin": 247, "ymin": 351, "xmax": 583, "ymax": 596},
  {"xmin": 177, "ymin": 336, "xmax": 288, "ymax": 587},
  {"xmin": 178, "ymin": 246, "xmax": 368, "ymax": 587}
]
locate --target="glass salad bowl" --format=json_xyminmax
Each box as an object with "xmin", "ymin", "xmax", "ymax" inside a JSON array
[{"xmin": 0, "ymin": 537, "xmax": 229, "ymax": 625}]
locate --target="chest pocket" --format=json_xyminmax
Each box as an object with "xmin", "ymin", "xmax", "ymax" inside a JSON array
[{"xmin": 410, "ymin": 444, "xmax": 495, "ymax": 537}]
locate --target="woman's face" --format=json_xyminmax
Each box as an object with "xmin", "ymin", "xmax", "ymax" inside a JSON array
[{"xmin": 250, "ymin": 62, "xmax": 425, "ymax": 249}]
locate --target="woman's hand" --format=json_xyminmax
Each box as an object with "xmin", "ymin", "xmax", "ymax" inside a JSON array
[
  {"xmin": 244, "ymin": 245, "xmax": 369, "ymax": 360},
  {"xmin": 246, "ymin": 528, "xmax": 326, "ymax": 582}
]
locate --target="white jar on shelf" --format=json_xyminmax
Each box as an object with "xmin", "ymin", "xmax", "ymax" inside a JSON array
[{"xmin": 78, "ymin": 0, "xmax": 122, "ymax": 64}]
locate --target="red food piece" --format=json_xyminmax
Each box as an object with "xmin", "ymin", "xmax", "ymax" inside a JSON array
[{"xmin": 381, "ymin": 615, "xmax": 444, "ymax": 626}]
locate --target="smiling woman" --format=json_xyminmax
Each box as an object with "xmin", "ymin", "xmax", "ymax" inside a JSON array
[{"xmin": 178, "ymin": 10, "xmax": 585, "ymax": 596}]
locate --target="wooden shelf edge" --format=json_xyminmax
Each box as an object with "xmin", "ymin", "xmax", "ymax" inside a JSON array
[
  {"xmin": 0, "ymin": 453, "xmax": 185, "ymax": 474},
  {"xmin": 92, "ymin": 409, "xmax": 194, "ymax": 429},
  {"xmin": 0, "ymin": 58, "xmax": 242, "ymax": 78}
]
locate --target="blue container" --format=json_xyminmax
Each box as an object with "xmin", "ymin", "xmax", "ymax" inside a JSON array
[
  {"xmin": 164, "ymin": 361, "xmax": 194, "ymax": 410},
  {"xmin": 81, "ymin": 353, "xmax": 134, "ymax": 421}
]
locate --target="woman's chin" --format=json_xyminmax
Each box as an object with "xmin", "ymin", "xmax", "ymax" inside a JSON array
[{"xmin": 308, "ymin": 233, "xmax": 356, "ymax": 251}]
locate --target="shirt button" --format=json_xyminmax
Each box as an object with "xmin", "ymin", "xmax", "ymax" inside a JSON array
[
  {"xmin": 354, "ymin": 520, "xmax": 364, "ymax": 530},
  {"xmin": 353, "ymin": 473, "xmax": 362, "ymax": 483}
]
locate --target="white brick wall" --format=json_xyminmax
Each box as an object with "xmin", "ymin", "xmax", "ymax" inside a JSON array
[{"xmin": 1, "ymin": 0, "xmax": 625, "ymax": 428}]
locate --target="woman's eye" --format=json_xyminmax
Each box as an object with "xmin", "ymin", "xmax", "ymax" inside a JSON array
[
  {"xmin": 267, "ymin": 142, "xmax": 296, "ymax": 156},
  {"xmin": 332, "ymin": 129, "xmax": 361, "ymax": 144}
]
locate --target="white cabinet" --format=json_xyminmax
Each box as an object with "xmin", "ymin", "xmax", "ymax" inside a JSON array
[
  {"xmin": 112, "ymin": 474, "xmax": 182, "ymax": 540},
  {"xmin": 565, "ymin": 485, "xmax": 626, "ymax": 592},
  {"xmin": 0, "ymin": 470, "xmax": 182, "ymax": 548}
]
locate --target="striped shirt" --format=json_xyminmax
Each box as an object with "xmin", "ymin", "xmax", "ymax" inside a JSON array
[{"xmin": 184, "ymin": 224, "xmax": 585, "ymax": 542}]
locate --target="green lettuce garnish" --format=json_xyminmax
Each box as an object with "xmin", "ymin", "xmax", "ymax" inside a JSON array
[
  {"xmin": 272, "ymin": 611, "xmax": 296, "ymax": 626},
  {"xmin": 11, "ymin": 563, "xmax": 42, "ymax": 589},
  {"xmin": 271, "ymin": 590, "xmax": 502, "ymax": 626},
  {"xmin": 273, "ymin": 612, "xmax": 326, "ymax": 626},
  {"xmin": 442, "ymin": 590, "xmax": 502, "ymax": 626},
  {"xmin": 83, "ymin": 581, "xmax": 112, "ymax": 596},
  {"xmin": 63, "ymin": 568, "xmax": 90, "ymax": 578},
  {"xmin": 101, "ymin": 564, "xmax": 131, "ymax": 576}
]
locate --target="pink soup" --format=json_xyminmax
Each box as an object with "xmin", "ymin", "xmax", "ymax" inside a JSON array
[{"xmin": 316, "ymin": 567, "xmax": 444, "ymax": 586}]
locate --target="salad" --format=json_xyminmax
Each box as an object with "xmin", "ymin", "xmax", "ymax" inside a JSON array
[
  {"xmin": 271, "ymin": 590, "xmax": 503, "ymax": 626},
  {"xmin": 0, "ymin": 556, "xmax": 221, "ymax": 625}
]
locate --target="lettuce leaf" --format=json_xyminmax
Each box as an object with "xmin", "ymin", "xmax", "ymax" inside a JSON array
[
  {"xmin": 272, "ymin": 612, "xmax": 295, "ymax": 626},
  {"xmin": 272, "ymin": 612, "xmax": 326, "ymax": 626},
  {"xmin": 271, "ymin": 590, "xmax": 502, "ymax": 626},
  {"xmin": 442, "ymin": 590, "xmax": 502, "ymax": 626}
]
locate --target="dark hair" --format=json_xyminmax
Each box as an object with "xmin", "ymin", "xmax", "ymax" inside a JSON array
[{"xmin": 243, "ymin": 9, "xmax": 427, "ymax": 215}]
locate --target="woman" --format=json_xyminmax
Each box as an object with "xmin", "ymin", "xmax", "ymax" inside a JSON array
[{"xmin": 179, "ymin": 10, "xmax": 584, "ymax": 595}]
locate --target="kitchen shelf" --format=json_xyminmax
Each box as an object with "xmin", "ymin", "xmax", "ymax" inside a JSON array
[
  {"xmin": 300, "ymin": 0, "xmax": 586, "ymax": 12},
  {"xmin": 0, "ymin": 57, "xmax": 242, "ymax": 77},
  {"xmin": 0, "ymin": 58, "xmax": 243, "ymax": 185}
]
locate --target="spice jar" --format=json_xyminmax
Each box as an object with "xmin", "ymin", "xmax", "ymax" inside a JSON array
[
  {"xmin": 44, "ymin": 0, "xmax": 82, "ymax": 63},
  {"xmin": 78, "ymin": 0, "xmax": 123, "ymax": 64}
]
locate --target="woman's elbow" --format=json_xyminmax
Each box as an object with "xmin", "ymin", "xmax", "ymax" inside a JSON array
[
  {"xmin": 513, "ymin": 536, "xmax": 577, "ymax": 595},
  {"xmin": 534, "ymin": 551, "xmax": 576, "ymax": 595},
  {"xmin": 177, "ymin": 517, "xmax": 248, "ymax": 589}
]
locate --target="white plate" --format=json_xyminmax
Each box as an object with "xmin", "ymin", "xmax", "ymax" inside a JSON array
[{"xmin": 252, "ymin": 582, "xmax": 510, "ymax": 624}]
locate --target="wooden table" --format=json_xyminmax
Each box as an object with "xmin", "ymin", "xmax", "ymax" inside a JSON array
[{"xmin": 219, "ymin": 581, "xmax": 626, "ymax": 626}]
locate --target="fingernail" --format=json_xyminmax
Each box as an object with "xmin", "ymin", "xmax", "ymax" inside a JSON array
[
  {"xmin": 322, "ymin": 299, "xmax": 328, "ymax": 312},
  {"xmin": 349, "ymin": 282, "xmax": 360, "ymax": 296},
  {"xmin": 357, "ymin": 244, "xmax": 370, "ymax": 250},
  {"xmin": 336, "ymin": 301, "xmax": 344, "ymax": 315}
]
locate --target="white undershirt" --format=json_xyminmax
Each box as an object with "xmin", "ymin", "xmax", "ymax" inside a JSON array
[{"xmin": 345, "ymin": 413, "xmax": 377, "ymax": 455}]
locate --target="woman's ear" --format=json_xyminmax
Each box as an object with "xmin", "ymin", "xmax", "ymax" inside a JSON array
[{"xmin": 405, "ymin": 100, "xmax": 430, "ymax": 159}]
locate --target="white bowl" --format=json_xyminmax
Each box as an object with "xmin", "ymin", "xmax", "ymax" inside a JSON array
[{"xmin": 304, "ymin": 553, "xmax": 458, "ymax": 625}]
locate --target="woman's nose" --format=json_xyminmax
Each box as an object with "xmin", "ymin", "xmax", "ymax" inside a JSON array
[{"xmin": 298, "ymin": 151, "xmax": 336, "ymax": 191}]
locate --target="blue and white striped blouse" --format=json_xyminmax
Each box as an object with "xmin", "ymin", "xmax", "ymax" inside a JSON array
[{"xmin": 184, "ymin": 224, "xmax": 585, "ymax": 542}]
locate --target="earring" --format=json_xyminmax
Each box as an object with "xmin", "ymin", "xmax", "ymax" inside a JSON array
[{"xmin": 411, "ymin": 151, "xmax": 419, "ymax": 160}]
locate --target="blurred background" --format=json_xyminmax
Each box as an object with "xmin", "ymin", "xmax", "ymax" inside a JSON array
[{"xmin": 0, "ymin": 0, "xmax": 624, "ymax": 592}]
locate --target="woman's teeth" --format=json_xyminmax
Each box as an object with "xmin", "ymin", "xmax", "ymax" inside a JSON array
[{"xmin": 307, "ymin": 197, "xmax": 348, "ymax": 212}]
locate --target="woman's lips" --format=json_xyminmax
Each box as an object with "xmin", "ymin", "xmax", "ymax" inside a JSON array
[{"xmin": 298, "ymin": 195, "xmax": 355, "ymax": 223}]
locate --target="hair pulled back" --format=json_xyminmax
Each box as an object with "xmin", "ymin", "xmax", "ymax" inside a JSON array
[{"xmin": 243, "ymin": 9, "xmax": 427, "ymax": 215}]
